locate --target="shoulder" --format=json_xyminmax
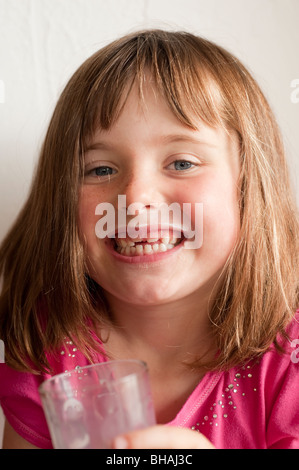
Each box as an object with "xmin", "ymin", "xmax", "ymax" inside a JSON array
[
  {"xmin": 0, "ymin": 335, "xmax": 107, "ymax": 449},
  {"xmin": 255, "ymin": 313, "xmax": 299, "ymax": 386},
  {"xmin": 0, "ymin": 362, "xmax": 52, "ymax": 448},
  {"xmin": 264, "ymin": 311, "xmax": 299, "ymax": 369},
  {"xmin": 285, "ymin": 310, "xmax": 299, "ymax": 360},
  {"xmin": 255, "ymin": 313, "xmax": 299, "ymax": 448}
]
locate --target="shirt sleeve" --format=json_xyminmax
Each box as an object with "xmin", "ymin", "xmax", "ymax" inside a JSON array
[
  {"xmin": 0, "ymin": 363, "xmax": 53, "ymax": 448},
  {"xmin": 264, "ymin": 322, "xmax": 299, "ymax": 449},
  {"xmin": 266, "ymin": 360, "xmax": 299, "ymax": 448}
]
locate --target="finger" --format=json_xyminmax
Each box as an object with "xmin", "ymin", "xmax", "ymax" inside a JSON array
[{"xmin": 112, "ymin": 425, "xmax": 215, "ymax": 449}]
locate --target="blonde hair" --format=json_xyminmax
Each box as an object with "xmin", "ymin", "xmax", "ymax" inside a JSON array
[{"xmin": 1, "ymin": 29, "xmax": 298, "ymax": 373}]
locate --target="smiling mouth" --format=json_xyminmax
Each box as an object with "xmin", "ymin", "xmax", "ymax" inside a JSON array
[{"xmin": 113, "ymin": 235, "xmax": 183, "ymax": 257}]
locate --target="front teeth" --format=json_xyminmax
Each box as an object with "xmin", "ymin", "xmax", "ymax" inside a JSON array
[
  {"xmin": 117, "ymin": 242, "xmax": 173, "ymax": 256},
  {"xmin": 115, "ymin": 237, "xmax": 179, "ymax": 256}
]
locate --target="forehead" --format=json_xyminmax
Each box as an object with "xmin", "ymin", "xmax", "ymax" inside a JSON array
[
  {"xmin": 86, "ymin": 75, "xmax": 225, "ymax": 142},
  {"xmin": 82, "ymin": 61, "xmax": 228, "ymax": 149},
  {"xmin": 85, "ymin": 80, "xmax": 240, "ymax": 164}
]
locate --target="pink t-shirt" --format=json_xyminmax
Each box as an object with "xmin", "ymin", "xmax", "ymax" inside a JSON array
[{"xmin": 0, "ymin": 315, "xmax": 299, "ymax": 449}]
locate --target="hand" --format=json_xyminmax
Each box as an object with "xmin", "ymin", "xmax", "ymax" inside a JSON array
[{"xmin": 111, "ymin": 425, "xmax": 215, "ymax": 449}]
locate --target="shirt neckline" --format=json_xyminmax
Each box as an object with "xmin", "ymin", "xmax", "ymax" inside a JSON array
[{"xmin": 167, "ymin": 369, "xmax": 223, "ymax": 427}]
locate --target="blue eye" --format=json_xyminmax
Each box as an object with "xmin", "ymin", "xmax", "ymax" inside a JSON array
[
  {"xmin": 94, "ymin": 166, "xmax": 114, "ymax": 176},
  {"xmin": 173, "ymin": 160, "xmax": 193, "ymax": 171},
  {"xmin": 84, "ymin": 164, "xmax": 117, "ymax": 183},
  {"xmin": 85, "ymin": 166, "xmax": 116, "ymax": 179},
  {"xmin": 165, "ymin": 159, "xmax": 198, "ymax": 173}
]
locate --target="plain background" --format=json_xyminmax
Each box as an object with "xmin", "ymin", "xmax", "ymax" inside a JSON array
[{"xmin": 0, "ymin": 0, "xmax": 298, "ymax": 447}]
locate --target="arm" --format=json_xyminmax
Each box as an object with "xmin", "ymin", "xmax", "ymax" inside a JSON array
[{"xmin": 2, "ymin": 419, "xmax": 39, "ymax": 449}]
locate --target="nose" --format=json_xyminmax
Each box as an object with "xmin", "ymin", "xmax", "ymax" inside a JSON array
[{"xmin": 121, "ymin": 168, "xmax": 165, "ymax": 210}]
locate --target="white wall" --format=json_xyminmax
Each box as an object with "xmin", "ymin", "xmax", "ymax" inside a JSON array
[{"xmin": 0, "ymin": 0, "xmax": 299, "ymax": 445}]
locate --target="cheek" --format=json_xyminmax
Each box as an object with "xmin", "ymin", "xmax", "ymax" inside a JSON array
[
  {"xmin": 207, "ymin": 204, "xmax": 240, "ymax": 248},
  {"xmin": 202, "ymin": 181, "xmax": 240, "ymax": 255},
  {"xmin": 77, "ymin": 189, "xmax": 100, "ymax": 243}
]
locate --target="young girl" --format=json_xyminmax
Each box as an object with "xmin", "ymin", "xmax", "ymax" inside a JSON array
[{"xmin": 0, "ymin": 29, "xmax": 298, "ymax": 449}]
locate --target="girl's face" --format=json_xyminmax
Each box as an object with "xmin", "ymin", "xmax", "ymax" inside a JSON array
[{"xmin": 78, "ymin": 81, "xmax": 240, "ymax": 307}]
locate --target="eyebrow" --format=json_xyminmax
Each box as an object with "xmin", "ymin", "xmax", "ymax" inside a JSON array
[
  {"xmin": 84, "ymin": 142, "xmax": 111, "ymax": 152},
  {"xmin": 159, "ymin": 133, "xmax": 217, "ymax": 148},
  {"xmin": 84, "ymin": 133, "xmax": 218, "ymax": 152}
]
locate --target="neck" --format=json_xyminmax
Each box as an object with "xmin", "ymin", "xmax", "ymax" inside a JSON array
[
  {"xmin": 103, "ymin": 289, "xmax": 216, "ymax": 368},
  {"xmin": 101, "ymin": 290, "xmax": 217, "ymax": 424}
]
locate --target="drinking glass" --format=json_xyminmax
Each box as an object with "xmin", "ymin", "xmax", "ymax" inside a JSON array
[{"xmin": 39, "ymin": 359, "xmax": 156, "ymax": 449}]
